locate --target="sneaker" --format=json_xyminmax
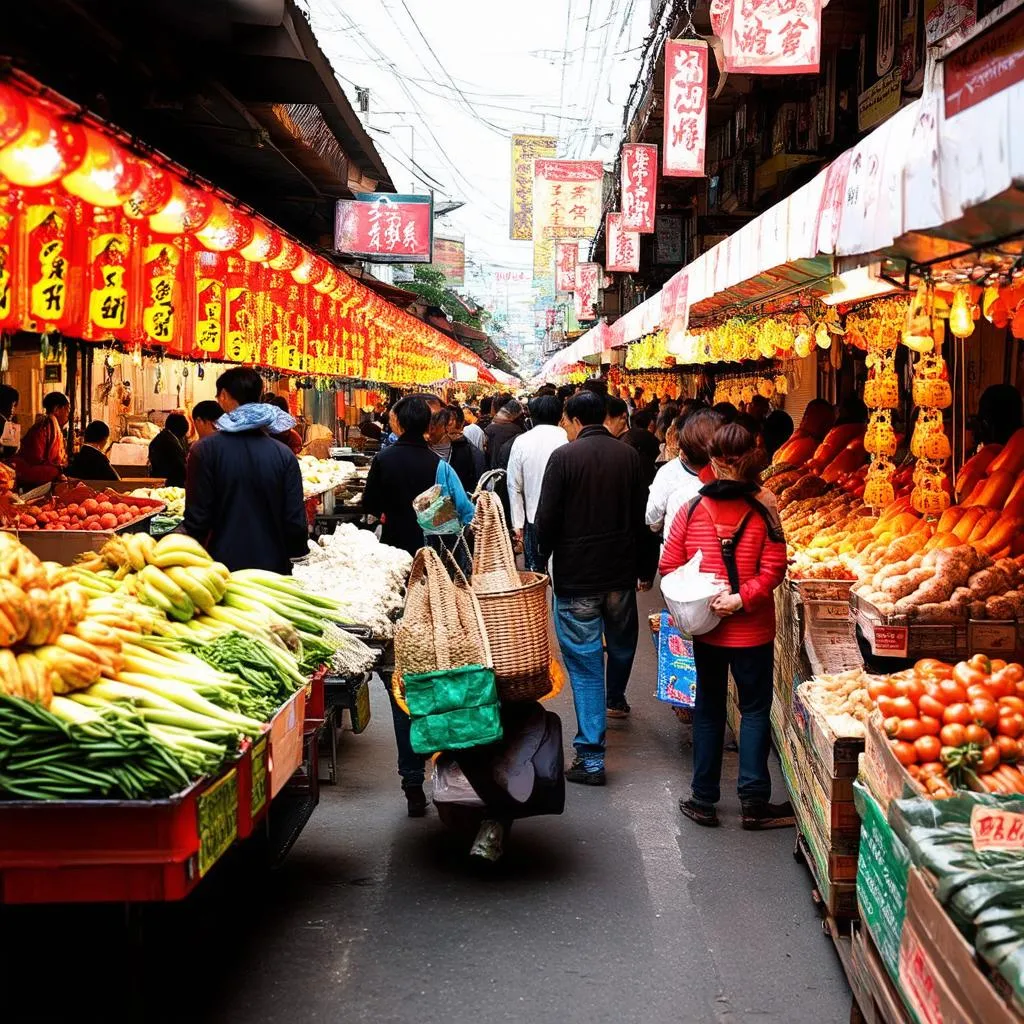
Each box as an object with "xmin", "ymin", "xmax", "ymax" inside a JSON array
[
  {"xmin": 679, "ymin": 798, "xmax": 719, "ymax": 827},
  {"xmin": 741, "ymin": 799, "xmax": 796, "ymax": 830},
  {"xmin": 404, "ymin": 784, "xmax": 428, "ymax": 818},
  {"xmin": 566, "ymin": 758, "xmax": 606, "ymax": 786},
  {"xmin": 469, "ymin": 820, "xmax": 505, "ymax": 862},
  {"xmin": 607, "ymin": 700, "xmax": 631, "ymax": 719}
]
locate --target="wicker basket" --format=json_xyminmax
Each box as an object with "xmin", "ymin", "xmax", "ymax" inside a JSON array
[{"xmin": 470, "ymin": 494, "xmax": 551, "ymax": 701}]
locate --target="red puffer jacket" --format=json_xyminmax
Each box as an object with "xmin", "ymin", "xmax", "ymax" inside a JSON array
[{"xmin": 659, "ymin": 481, "xmax": 787, "ymax": 648}]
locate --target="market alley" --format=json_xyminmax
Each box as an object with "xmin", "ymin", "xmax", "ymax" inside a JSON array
[{"xmin": 2, "ymin": 592, "xmax": 848, "ymax": 1024}]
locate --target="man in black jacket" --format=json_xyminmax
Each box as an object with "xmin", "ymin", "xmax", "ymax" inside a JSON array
[
  {"xmin": 535, "ymin": 390, "xmax": 656, "ymax": 786},
  {"xmin": 149, "ymin": 413, "xmax": 189, "ymax": 487},
  {"xmin": 360, "ymin": 395, "xmax": 440, "ymax": 818},
  {"xmin": 620, "ymin": 407, "xmax": 661, "ymax": 485},
  {"xmin": 183, "ymin": 368, "xmax": 307, "ymax": 575},
  {"xmin": 67, "ymin": 421, "xmax": 119, "ymax": 481}
]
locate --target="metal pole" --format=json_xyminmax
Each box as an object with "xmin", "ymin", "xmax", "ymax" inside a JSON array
[{"xmin": 64, "ymin": 336, "xmax": 77, "ymax": 455}]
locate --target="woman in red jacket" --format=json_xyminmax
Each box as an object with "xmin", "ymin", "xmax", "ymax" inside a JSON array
[{"xmin": 659, "ymin": 422, "xmax": 792, "ymax": 830}]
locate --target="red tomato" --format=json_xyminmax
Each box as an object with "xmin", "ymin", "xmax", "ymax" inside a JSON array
[
  {"xmin": 896, "ymin": 719, "xmax": 925, "ymax": 741},
  {"xmin": 965, "ymin": 723, "xmax": 993, "ymax": 747},
  {"xmin": 891, "ymin": 741, "xmax": 918, "ymax": 766},
  {"xmin": 918, "ymin": 694, "xmax": 948, "ymax": 719},
  {"xmin": 970, "ymin": 699, "xmax": 1000, "ymax": 729},
  {"xmin": 85, "ymin": 516, "xmax": 102, "ymax": 530},
  {"xmin": 82, "ymin": 498, "xmax": 99, "ymax": 514},
  {"xmin": 980, "ymin": 745, "xmax": 1001, "ymax": 773},
  {"xmin": 918, "ymin": 715, "xmax": 942, "ymax": 737},
  {"xmin": 876, "ymin": 696, "xmax": 899, "ymax": 719},
  {"xmin": 967, "ymin": 683, "xmax": 995, "ymax": 703},
  {"xmin": 996, "ymin": 735, "xmax": 1020, "ymax": 762},
  {"xmin": 915, "ymin": 658, "xmax": 953, "ymax": 680},
  {"xmin": 991, "ymin": 659, "xmax": 1008, "ymax": 674},
  {"xmin": 922, "ymin": 679, "xmax": 948, "ymax": 703},
  {"xmin": 998, "ymin": 713, "xmax": 1024, "ymax": 739},
  {"xmin": 954, "ymin": 662, "xmax": 988, "ymax": 689},
  {"xmin": 1000, "ymin": 663, "xmax": 1024, "ymax": 684},
  {"xmin": 943, "ymin": 702, "xmax": 972, "ymax": 726},
  {"xmin": 999, "ymin": 696, "xmax": 1024, "ymax": 714},
  {"xmin": 986, "ymin": 672, "xmax": 1015, "ymax": 699},
  {"xmin": 919, "ymin": 762, "xmax": 946, "ymax": 778},
  {"xmin": 99, "ymin": 513, "xmax": 118, "ymax": 529},
  {"xmin": 868, "ymin": 679, "xmax": 897, "ymax": 702},
  {"xmin": 895, "ymin": 677, "xmax": 926, "ymax": 704},
  {"xmin": 915, "ymin": 735, "xmax": 942, "ymax": 763},
  {"xmin": 938, "ymin": 679, "xmax": 969, "ymax": 705},
  {"xmin": 969, "ymin": 653, "xmax": 993, "ymax": 674},
  {"xmin": 891, "ymin": 696, "xmax": 918, "ymax": 720},
  {"xmin": 65, "ymin": 503, "xmax": 79, "ymax": 515}
]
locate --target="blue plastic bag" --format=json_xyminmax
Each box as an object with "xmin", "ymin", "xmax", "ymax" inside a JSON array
[{"xmin": 653, "ymin": 611, "xmax": 696, "ymax": 708}]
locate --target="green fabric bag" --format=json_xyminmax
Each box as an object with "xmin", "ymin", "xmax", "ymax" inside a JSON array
[{"xmin": 404, "ymin": 663, "xmax": 503, "ymax": 754}]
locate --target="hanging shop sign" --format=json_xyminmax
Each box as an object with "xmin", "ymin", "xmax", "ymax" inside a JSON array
[
  {"xmin": 140, "ymin": 238, "xmax": 184, "ymax": 349},
  {"xmin": 85, "ymin": 212, "xmax": 132, "ymax": 341},
  {"xmin": 334, "ymin": 193, "xmax": 433, "ymax": 263},
  {"xmin": 655, "ymin": 214, "xmax": 685, "ymax": 264},
  {"xmin": 925, "ymin": 0, "xmax": 976, "ymax": 44},
  {"xmin": 533, "ymin": 236, "xmax": 555, "ymax": 298},
  {"xmin": 605, "ymin": 213, "xmax": 640, "ymax": 274},
  {"xmin": 432, "ymin": 235, "xmax": 465, "ymax": 287},
  {"xmin": 532, "ymin": 159, "xmax": 604, "ymax": 240},
  {"xmin": 944, "ymin": 4, "xmax": 1024, "ymax": 118},
  {"xmin": 509, "ymin": 133, "xmax": 557, "ymax": 241},
  {"xmin": 621, "ymin": 143, "xmax": 657, "ymax": 233},
  {"xmin": 191, "ymin": 250, "xmax": 227, "ymax": 359},
  {"xmin": 660, "ymin": 268, "xmax": 690, "ymax": 340},
  {"xmin": 709, "ymin": 0, "xmax": 822, "ymax": 75},
  {"xmin": 26, "ymin": 198, "xmax": 81, "ymax": 334},
  {"xmin": 574, "ymin": 262, "xmax": 600, "ymax": 322},
  {"xmin": 663, "ymin": 38, "xmax": 708, "ymax": 178},
  {"xmin": 555, "ymin": 242, "xmax": 577, "ymax": 292},
  {"xmin": 858, "ymin": 66, "xmax": 903, "ymax": 132}
]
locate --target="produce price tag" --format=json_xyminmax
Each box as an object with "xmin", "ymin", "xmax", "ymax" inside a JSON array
[
  {"xmin": 197, "ymin": 768, "xmax": 238, "ymax": 878},
  {"xmin": 971, "ymin": 805, "xmax": 1024, "ymax": 852},
  {"xmin": 250, "ymin": 738, "xmax": 268, "ymax": 819},
  {"xmin": 968, "ymin": 621, "xmax": 1017, "ymax": 654},
  {"xmin": 872, "ymin": 625, "xmax": 908, "ymax": 659},
  {"xmin": 898, "ymin": 927, "xmax": 943, "ymax": 1024}
]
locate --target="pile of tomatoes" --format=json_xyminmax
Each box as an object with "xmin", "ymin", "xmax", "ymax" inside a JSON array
[
  {"xmin": 9, "ymin": 495, "xmax": 155, "ymax": 532},
  {"xmin": 869, "ymin": 656, "xmax": 1024, "ymax": 797}
]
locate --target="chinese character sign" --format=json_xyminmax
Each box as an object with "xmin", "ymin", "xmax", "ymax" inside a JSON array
[
  {"xmin": 574, "ymin": 262, "xmax": 600, "ymax": 322},
  {"xmin": 710, "ymin": 0, "xmax": 822, "ymax": 75},
  {"xmin": 621, "ymin": 144, "xmax": 657, "ymax": 233},
  {"xmin": 663, "ymin": 39, "xmax": 708, "ymax": 178},
  {"xmin": 533, "ymin": 160, "xmax": 604, "ymax": 241},
  {"xmin": 606, "ymin": 214, "xmax": 640, "ymax": 274},
  {"xmin": 432, "ymin": 236, "xmax": 465, "ymax": 287},
  {"xmin": 555, "ymin": 242, "xmax": 577, "ymax": 292},
  {"xmin": 335, "ymin": 194, "xmax": 433, "ymax": 263},
  {"xmin": 510, "ymin": 134, "xmax": 557, "ymax": 240},
  {"xmin": 660, "ymin": 268, "xmax": 690, "ymax": 338}
]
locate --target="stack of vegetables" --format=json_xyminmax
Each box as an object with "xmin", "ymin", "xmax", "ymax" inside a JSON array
[
  {"xmin": 0, "ymin": 528, "xmax": 372, "ymax": 801},
  {"xmin": 889, "ymin": 790, "xmax": 1024, "ymax": 1008},
  {"xmin": 869, "ymin": 656, "xmax": 1024, "ymax": 798}
]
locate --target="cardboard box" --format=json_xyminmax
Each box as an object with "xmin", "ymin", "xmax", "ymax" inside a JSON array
[
  {"xmin": 854, "ymin": 781, "xmax": 911, "ymax": 984},
  {"xmin": 792, "ymin": 686, "xmax": 863, "ymax": 780},
  {"xmin": 862, "ymin": 710, "xmax": 926, "ymax": 811},
  {"xmin": 898, "ymin": 868, "xmax": 1019, "ymax": 1024},
  {"xmin": 853, "ymin": 924, "xmax": 915, "ymax": 1024}
]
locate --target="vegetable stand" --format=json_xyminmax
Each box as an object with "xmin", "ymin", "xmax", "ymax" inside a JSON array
[{"xmin": 0, "ymin": 682, "xmax": 316, "ymax": 903}]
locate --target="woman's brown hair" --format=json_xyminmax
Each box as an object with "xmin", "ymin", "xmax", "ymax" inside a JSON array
[
  {"xmin": 678, "ymin": 408, "xmax": 724, "ymax": 468},
  {"xmin": 708, "ymin": 422, "xmax": 767, "ymax": 482}
]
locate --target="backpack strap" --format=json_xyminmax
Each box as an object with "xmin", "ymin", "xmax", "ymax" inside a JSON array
[{"xmin": 692, "ymin": 493, "xmax": 779, "ymax": 595}]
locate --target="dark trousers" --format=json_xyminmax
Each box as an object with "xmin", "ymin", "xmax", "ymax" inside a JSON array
[
  {"xmin": 385, "ymin": 679, "xmax": 425, "ymax": 788},
  {"xmin": 523, "ymin": 522, "xmax": 544, "ymax": 573},
  {"xmin": 690, "ymin": 641, "xmax": 774, "ymax": 805}
]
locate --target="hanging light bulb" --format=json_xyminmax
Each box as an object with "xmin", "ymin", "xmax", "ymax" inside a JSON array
[
  {"xmin": 949, "ymin": 285, "xmax": 974, "ymax": 339},
  {"xmin": 131, "ymin": 345, "xmax": 142, "ymax": 366},
  {"xmin": 0, "ymin": 102, "xmax": 86, "ymax": 187}
]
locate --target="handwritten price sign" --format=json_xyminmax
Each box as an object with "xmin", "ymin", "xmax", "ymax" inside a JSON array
[{"xmin": 971, "ymin": 805, "xmax": 1024, "ymax": 852}]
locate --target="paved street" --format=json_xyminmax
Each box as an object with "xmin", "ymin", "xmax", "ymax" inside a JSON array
[{"xmin": 2, "ymin": 594, "xmax": 851, "ymax": 1023}]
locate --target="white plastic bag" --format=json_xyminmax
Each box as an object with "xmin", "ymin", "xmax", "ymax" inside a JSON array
[
  {"xmin": 660, "ymin": 550, "xmax": 726, "ymax": 637},
  {"xmin": 431, "ymin": 756, "xmax": 484, "ymax": 807}
]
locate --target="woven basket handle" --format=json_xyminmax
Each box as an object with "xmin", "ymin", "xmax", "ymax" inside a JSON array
[{"xmin": 423, "ymin": 547, "xmax": 452, "ymax": 667}]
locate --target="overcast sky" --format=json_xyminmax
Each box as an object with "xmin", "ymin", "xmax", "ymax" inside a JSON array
[{"xmin": 307, "ymin": 0, "xmax": 650, "ymax": 342}]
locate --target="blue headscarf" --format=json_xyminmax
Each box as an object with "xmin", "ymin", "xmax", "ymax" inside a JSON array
[{"xmin": 216, "ymin": 402, "xmax": 297, "ymax": 435}]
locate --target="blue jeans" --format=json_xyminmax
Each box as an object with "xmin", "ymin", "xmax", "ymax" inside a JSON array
[
  {"xmin": 553, "ymin": 590, "xmax": 639, "ymax": 770},
  {"xmin": 523, "ymin": 522, "xmax": 544, "ymax": 573},
  {"xmin": 384, "ymin": 679, "xmax": 425, "ymax": 788},
  {"xmin": 690, "ymin": 641, "xmax": 773, "ymax": 805}
]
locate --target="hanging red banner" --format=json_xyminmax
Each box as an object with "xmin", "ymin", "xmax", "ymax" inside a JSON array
[
  {"xmin": 26, "ymin": 198, "xmax": 82, "ymax": 334},
  {"xmin": 0, "ymin": 190, "xmax": 20, "ymax": 329},
  {"xmin": 663, "ymin": 39, "xmax": 708, "ymax": 178},
  {"xmin": 605, "ymin": 213, "xmax": 640, "ymax": 274},
  {"xmin": 533, "ymin": 160, "xmax": 605, "ymax": 240},
  {"xmin": 621, "ymin": 144, "xmax": 657, "ymax": 233},
  {"xmin": 190, "ymin": 250, "xmax": 227, "ymax": 360},
  {"xmin": 574, "ymin": 262, "xmax": 600, "ymax": 322},
  {"xmin": 84, "ymin": 209, "xmax": 135, "ymax": 341},
  {"xmin": 555, "ymin": 242, "xmax": 577, "ymax": 292},
  {"xmin": 661, "ymin": 268, "xmax": 690, "ymax": 337},
  {"xmin": 334, "ymin": 193, "xmax": 433, "ymax": 262},
  {"xmin": 225, "ymin": 256, "xmax": 259, "ymax": 364},
  {"xmin": 710, "ymin": 0, "xmax": 822, "ymax": 75},
  {"xmin": 140, "ymin": 238, "xmax": 184, "ymax": 350}
]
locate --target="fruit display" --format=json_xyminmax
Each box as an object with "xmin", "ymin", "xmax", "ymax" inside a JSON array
[
  {"xmin": 298, "ymin": 455, "xmax": 357, "ymax": 498},
  {"xmin": 868, "ymin": 656, "xmax": 1024, "ymax": 798},
  {"xmin": 2, "ymin": 488, "xmax": 163, "ymax": 532},
  {"xmin": 129, "ymin": 486, "xmax": 185, "ymax": 517},
  {"xmin": 798, "ymin": 668, "xmax": 880, "ymax": 738}
]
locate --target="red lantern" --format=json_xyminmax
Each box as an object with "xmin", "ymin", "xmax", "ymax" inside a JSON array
[
  {"xmin": 238, "ymin": 219, "xmax": 282, "ymax": 263},
  {"xmin": 123, "ymin": 160, "xmax": 173, "ymax": 219},
  {"xmin": 149, "ymin": 180, "xmax": 215, "ymax": 235},
  {"xmin": 313, "ymin": 264, "xmax": 338, "ymax": 295},
  {"xmin": 268, "ymin": 236, "xmax": 302, "ymax": 272},
  {"xmin": 62, "ymin": 127, "xmax": 136, "ymax": 208},
  {"xmin": 196, "ymin": 204, "xmax": 254, "ymax": 253},
  {"xmin": 0, "ymin": 101, "xmax": 86, "ymax": 188}
]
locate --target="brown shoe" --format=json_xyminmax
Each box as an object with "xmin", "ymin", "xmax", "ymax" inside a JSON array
[{"xmin": 741, "ymin": 800, "xmax": 795, "ymax": 830}]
